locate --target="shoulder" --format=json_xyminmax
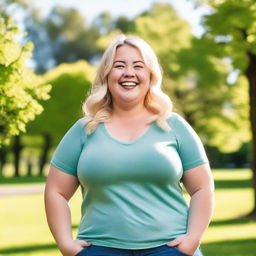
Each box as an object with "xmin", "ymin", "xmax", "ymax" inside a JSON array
[
  {"xmin": 77, "ymin": 116, "xmax": 88, "ymax": 126},
  {"xmin": 166, "ymin": 112, "xmax": 197, "ymax": 136},
  {"xmin": 68, "ymin": 117, "xmax": 88, "ymax": 143},
  {"xmin": 78, "ymin": 117, "xmax": 90, "ymax": 135},
  {"xmin": 67, "ymin": 117, "xmax": 86, "ymax": 133},
  {"xmin": 166, "ymin": 112, "xmax": 184, "ymax": 127}
]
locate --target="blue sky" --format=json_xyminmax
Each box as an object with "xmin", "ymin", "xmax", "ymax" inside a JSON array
[{"xmin": 33, "ymin": 0, "xmax": 210, "ymax": 36}]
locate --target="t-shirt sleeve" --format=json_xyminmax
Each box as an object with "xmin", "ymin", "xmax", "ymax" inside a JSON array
[
  {"xmin": 50, "ymin": 119, "xmax": 86, "ymax": 176},
  {"xmin": 171, "ymin": 113, "xmax": 209, "ymax": 171}
]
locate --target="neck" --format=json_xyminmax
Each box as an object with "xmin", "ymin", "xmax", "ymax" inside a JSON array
[{"xmin": 111, "ymin": 102, "xmax": 148, "ymax": 120}]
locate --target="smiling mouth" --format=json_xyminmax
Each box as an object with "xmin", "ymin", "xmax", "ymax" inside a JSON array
[{"xmin": 119, "ymin": 82, "xmax": 139, "ymax": 88}]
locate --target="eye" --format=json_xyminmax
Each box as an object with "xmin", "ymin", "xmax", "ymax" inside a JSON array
[
  {"xmin": 114, "ymin": 64, "xmax": 125, "ymax": 69},
  {"xmin": 134, "ymin": 65, "xmax": 144, "ymax": 70}
]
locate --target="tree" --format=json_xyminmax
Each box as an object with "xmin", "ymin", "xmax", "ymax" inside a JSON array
[
  {"xmin": 26, "ymin": 60, "xmax": 94, "ymax": 175},
  {"xmin": 43, "ymin": 7, "xmax": 101, "ymax": 65},
  {"xmin": 174, "ymin": 37, "xmax": 250, "ymax": 152},
  {"xmin": 0, "ymin": 17, "xmax": 51, "ymax": 147},
  {"xmin": 1, "ymin": 1, "xmax": 102, "ymax": 73},
  {"xmin": 92, "ymin": 12, "xmax": 114, "ymax": 35},
  {"xmin": 92, "ymin": 12, "xmax": 134, "ymax": 34},
  {"xmin": 24, "ymin": 6, "xmax": 102, "ymax": 73},
  {"xmin": 195, "ymin": 0, "xmax": 256, "ymax": 217},
  {"xmin": 114, "ymin": 15, "xmax": 134, "ymax": 33}
]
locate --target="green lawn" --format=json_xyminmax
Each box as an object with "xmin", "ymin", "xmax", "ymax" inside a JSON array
[{"xmin": 0, "ymin": 169, "xmax": 255, "ymax": 256}]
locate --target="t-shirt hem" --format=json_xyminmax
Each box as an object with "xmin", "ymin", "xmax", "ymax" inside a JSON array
[
  {"xmin": 50, "ymin": 159, "xmax": 77, "ymax": 176},
  {"xmin": 183, "ymin": 160, "xmax": 209, "ymax": 171},
  {"xmin": 76, "ymin": 240, "xmax": 171, "ymax": 250}
]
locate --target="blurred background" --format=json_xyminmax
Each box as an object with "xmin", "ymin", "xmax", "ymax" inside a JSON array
[{"xmin": 0, "ymin": 0, "xmax": 255, "ymax": 255}]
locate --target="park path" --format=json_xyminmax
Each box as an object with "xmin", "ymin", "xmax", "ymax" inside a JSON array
[{"xmin": 0, "ymin": 184, "xmax": 45, "ymax": 197}]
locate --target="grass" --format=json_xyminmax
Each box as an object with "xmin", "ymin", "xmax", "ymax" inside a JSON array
[
  {"xmin": 0, "ymin": 176, "xmax": 46, "ymax": 185},
  {"xmin": 202, "ymin": 169, "xmax": 255, "ymax": 255},
  {"xmin": 0, "ymin": 169, "xmax": 255, "ymax": 255}
]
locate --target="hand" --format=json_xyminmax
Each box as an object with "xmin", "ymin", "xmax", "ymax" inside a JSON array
[
  {"xmin": 166, "ymin": 235, "xmax": 199, "ymax": 255},
  {"xmin": 61, "ymin": 239, "xmax": 92, "ymax": 256}
]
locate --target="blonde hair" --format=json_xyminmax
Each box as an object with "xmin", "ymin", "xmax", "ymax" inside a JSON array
[{"xmin": 82, "ymin": 34, "xmax": 173, "ymax": 133}]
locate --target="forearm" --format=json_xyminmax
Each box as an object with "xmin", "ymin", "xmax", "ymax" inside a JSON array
[
  {"xmin": 186, "ymin": 187, "xmax": 214, "ymax": 243},
  {"xmin": 44, "ymin": 189, "xmax": 74, "ymax": 252}
]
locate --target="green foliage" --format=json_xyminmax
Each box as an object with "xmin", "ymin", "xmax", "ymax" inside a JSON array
[
  {"xmin": 92, "ymin": 12, "xmax": 114, "ymax": 34},
  {"xmin": 45, "ymin": 6, "xmax": 101, "ymax": 62},
  {"xmin": 193, "ymin": 0, "xmax": 256, "ymax": 153},
  {"xmin": 202, "ymin": 0, "xmax": 256, "ymax": 71},
  {"xmin": 0, "ymin": 18, "xmax": 51, "ymax": 146},
  {"xmin": 194, "ymin": 0, "xmax": 256, "ymax": 213},
  {"xmin": 1, "ymin": 2, "xmax": 102, "ymax": 73},
  {"xmin": 114, "ymin": 15, "xmax": 134, "ymax": 33},
  {"xmin": 134, "ymin": 3, "xmax": 191, "ymax": 76},
  {"xmin": 96, "ymin": 29, "xmax": 123, "ymax": 50},
  {"xmin": 26, "ymin": 60, "xmax": 95, "ymax": 146},
  {"xmin": 175, "ymin": 36, "xmax": 250, "ymax": 152}
]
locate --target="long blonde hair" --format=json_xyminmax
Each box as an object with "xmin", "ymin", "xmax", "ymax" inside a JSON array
[{"xmin": 82, "ymin": 34, "xmax": 173, "ymax": 133}]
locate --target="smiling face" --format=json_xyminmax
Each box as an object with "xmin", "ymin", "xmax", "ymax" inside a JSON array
[{"xmin": 107, "ymin": 44, "xmax": 151, "ymax": 108}]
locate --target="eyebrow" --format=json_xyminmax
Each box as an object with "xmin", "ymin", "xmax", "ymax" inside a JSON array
[{"xmin": 113, "ymin": 60, "xmax": 145, "ymax": 64}]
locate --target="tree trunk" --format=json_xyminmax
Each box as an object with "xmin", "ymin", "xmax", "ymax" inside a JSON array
[
  {"xmin": 27, "ymin": 156, "xmax": 33, "ymax": 177},
  {"xmin": 38, "ymin": 134, "xmax": 51, "ymax": 176},
  {"xmin": 0, "ymin": 146, "xmax": 7, "ymax": 177},
  {"xmin": 13, "ymin": 136, "xmax": 23, "ymax": 177},
  {"xmin": 245, "ymin": 52, "xmax": 256, "ymax": 217}
]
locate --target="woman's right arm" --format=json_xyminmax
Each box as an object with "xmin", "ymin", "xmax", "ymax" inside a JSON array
[{"xmin": 44, "ymin": 165, "xmax": 91, "ymax": 256}]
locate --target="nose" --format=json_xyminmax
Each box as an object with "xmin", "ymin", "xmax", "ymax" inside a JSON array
[{"xmin": 123, "ymin": 67, "xmax": 135, "ymax": 77}]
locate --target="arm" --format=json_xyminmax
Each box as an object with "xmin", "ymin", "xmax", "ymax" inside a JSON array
[
  {"xmin": 167, "ymin": 163, "xmax": 214, "ymax": 254},
  {"xmin": 44, "ymin": 165, "xmax": 91, "ymax": 256}
]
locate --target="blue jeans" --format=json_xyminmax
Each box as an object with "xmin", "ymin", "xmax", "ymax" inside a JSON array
[{"xmin": 75, "ymin": 244, "xmax": 203, "ymax": 256}]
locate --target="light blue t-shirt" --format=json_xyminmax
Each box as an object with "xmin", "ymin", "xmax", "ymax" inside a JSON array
[{"xmin": 51, "ymin": 112, "xmax": 209, "ymax": 249}]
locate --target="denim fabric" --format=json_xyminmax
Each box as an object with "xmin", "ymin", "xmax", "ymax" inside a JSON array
[{"xmin": 75, "ymin": 244, "xmax": 203, "ymax": 256}]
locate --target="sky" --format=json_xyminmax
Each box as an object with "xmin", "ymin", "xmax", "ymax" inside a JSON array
[{"xmin": 33, "ymin": 0, "xmax": 211, "ymax": 37}]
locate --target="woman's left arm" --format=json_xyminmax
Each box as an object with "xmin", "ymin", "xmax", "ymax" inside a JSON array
[{"xmin": 167, "ymin": 163, "xmax": 215, "ymax": 255}]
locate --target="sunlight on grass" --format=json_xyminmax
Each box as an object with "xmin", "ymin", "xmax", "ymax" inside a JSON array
[
  {"xmin": 213, "ymin": 188, "xmax": 253, "ymax": 220},
  {"xmin": 205, "ymin": 223, "xmax": 256, "ymax": 243},
  {"xmin": 213, "ymin": 169, "xmax": 252, "ymax": 181},
  {"xmin": 0, "ymin": 191, "xmax": 82, "ymax": 256}
]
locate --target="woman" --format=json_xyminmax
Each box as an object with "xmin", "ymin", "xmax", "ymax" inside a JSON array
[{"xmin": 45, "ymin": 34, "xmax": 214, "ymax": 256}]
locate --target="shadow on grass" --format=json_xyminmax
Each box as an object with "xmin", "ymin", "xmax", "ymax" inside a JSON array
[
  {"xmin": 214, "ymin": 179, "xmax": 252, "ymax": 189},
  {"xmin": 201, "ymin": 238, "xmax": 256, "ymax": 256},
  {"xmin": 0, "ymin": 170, "xmax": 252, "ymax": 189},
  {"xmin": 0, "ymin": 176, "xmax": 46, "ymax": 184},
  {"xmin": 0, "ymin": 243, "xmax": 57, "ymax": 254},
  {"xmin": 72, "ymin": 223, "xmax": 79, "ymax": 229},
  {"xmin": 210, "ymin": 217, "xmax": 256, "ymax": 227}
]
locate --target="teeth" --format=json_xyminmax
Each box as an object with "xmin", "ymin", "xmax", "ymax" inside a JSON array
[{"xmin": 120, "ymin": 82, "xmax": 137, "ymax": 86}]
